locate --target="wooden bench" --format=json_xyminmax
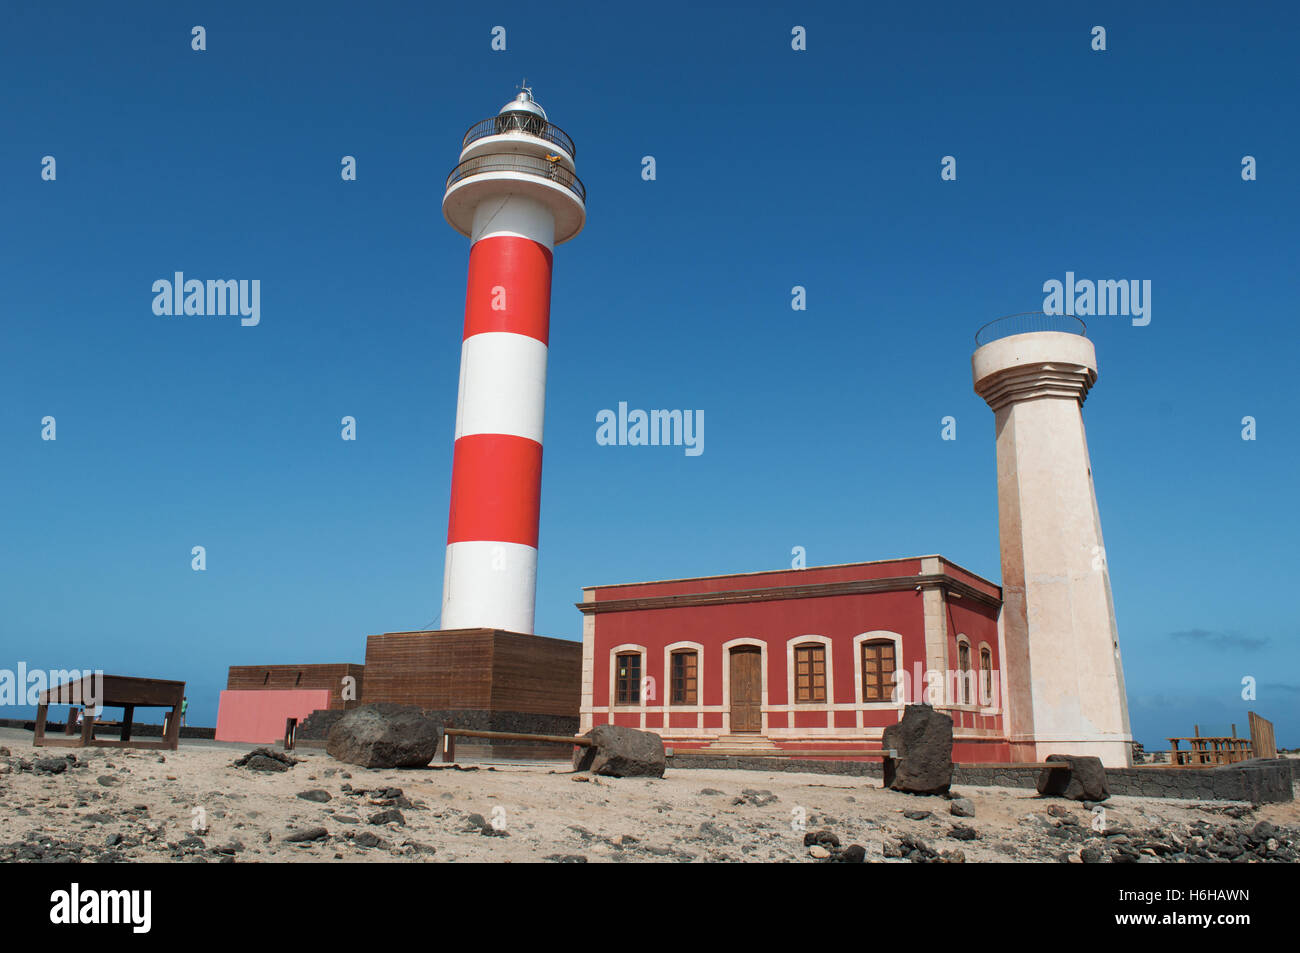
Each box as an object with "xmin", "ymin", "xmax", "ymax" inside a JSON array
[{"xmin": 441, "ymin": 726, "xmax": 594, "ymax": 763}]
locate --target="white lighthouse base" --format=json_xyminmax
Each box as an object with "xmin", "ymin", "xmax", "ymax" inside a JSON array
[{"xmin": 441, "ymin": 540, "xmax": 538, "ymax": 634}]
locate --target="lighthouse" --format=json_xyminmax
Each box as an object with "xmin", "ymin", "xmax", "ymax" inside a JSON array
[
  {"xmin": 972, "ymin": 314, "xmax": 1133, "ymax": 767},
  {"xmin": 439, "ymin": 87, "xmax": 586, "ymax": 634}
]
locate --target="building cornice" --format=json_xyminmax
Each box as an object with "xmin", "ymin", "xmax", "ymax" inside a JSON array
[{"xmin": 575, "ymin": 573, "xmax": 1002, "ymax": 615}]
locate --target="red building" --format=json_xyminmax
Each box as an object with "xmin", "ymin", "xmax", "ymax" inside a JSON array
[{"xmin": 578, "ymin": 556, "xmax": 1010, "ymax": 762}]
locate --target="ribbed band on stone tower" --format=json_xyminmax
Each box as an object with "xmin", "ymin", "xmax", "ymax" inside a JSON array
[
  {"xmin": 972, "ymin": 330, "xmax": 1099, "ymax": 412},
  {"xmin": 974, "ymin": 361, "xmax": 1096, "ymax": 413}
]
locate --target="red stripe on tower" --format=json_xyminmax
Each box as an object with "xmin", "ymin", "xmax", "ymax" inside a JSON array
[
  {"xmin": 446, "ymin": 433, "xmax": 543, "ymax": 547},
  {"xmin": 462, "ymin": 237, "xmax": 554, "ymax": 344}
]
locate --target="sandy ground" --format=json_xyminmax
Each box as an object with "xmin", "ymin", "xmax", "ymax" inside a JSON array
[{"xmin": 2, "ymin": 730, "xmax": 1296, "ymax": 863}]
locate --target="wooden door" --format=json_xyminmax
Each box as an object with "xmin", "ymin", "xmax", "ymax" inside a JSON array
[{"xmin": 729, "ymin": 647, "xmax": 762, "ymax": 733}]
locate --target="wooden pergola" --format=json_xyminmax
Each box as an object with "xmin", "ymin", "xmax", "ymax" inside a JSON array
[
  {"xmin": 1167, "ymin": 721, "xmax": 1256, "ymax": 767},
  {"xmin": 34, "ymin": 674, "xmax": 185, "ymax": 751}
]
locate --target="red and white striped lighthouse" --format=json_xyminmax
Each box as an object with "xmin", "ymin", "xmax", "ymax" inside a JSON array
[{"xmin": 439, "ymin": 88, "xmax": 586, "ymax": 634}]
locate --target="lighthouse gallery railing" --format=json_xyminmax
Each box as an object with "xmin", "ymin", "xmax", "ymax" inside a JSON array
[
  {"xmin": 975, "ymin": 312, "xmax": 1087, "ymax": 347},
  {"xmin": 461, "ymin": 115, "xmax": 576, "ymax": 159},
  {"xmin": 446, "ymin": 153, "xmax": 586, "ymax": 203}
]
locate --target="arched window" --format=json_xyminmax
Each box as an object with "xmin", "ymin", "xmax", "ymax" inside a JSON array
[
  {"xmin": 979, "ymin": 647, "xmax": 993, "ymax": 705},
  {"xmin": 957, "ymin": 641, "xmax": 972, "ymax": 705},
  {"xmin": 794, "ymin": 643, "xmax": 827, "ymax": 703},
  {"xmin": 861, "ymin": 639, "xmax": 897, "ymax": 702},
  {"xmin": 615, "ymin": 652, "xmax": 641, "ymax": 705},
  {"xmin": 670, "ymin": 650, "xmax": 698, "ymax": 705}
]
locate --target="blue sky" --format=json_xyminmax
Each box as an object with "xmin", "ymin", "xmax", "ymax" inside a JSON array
[{"xmin": 1, "ymin": 2, "xmax": 1296, "ymax": 746}]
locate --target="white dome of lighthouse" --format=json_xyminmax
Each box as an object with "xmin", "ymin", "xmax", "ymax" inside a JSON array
[{"xmin": 499, "ymin": 89, "xmax": 547, "ymax": 120}]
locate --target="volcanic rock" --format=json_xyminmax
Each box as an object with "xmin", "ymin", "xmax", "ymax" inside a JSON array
[
  {"xmin": 232, "ymin": 747, "xmax": 297, "ymax": 772},
  {"xmin": 881, "ymin": 704, "xmax": 953, "ymax": 795},
  {"xmin": 950, "ymin": 798, "xmax": 975, "ymax": 818},
  {"xmin": 572, "ymin": 724, "xmax": 666, "ymax": 778},
  {"xmin": 326, "ymin": 704, "xmax": 442, "ymax": 769},
  {"xmin": 1036, "ymin": 754, "xmax": 1109, "ymax": 802}
]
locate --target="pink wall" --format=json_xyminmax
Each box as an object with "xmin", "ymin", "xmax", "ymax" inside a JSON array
[{"xmin": 215, "ymin": 689, "xmax": 332, "ymax": 743}]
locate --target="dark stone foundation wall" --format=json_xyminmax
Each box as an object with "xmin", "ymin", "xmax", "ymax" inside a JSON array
[
  {"xmin": 664, "ymin": 754, "xmax": 1299, "ymax": 804},
  {"xmin": 666, "ymin": 754, "xmax": 886, "ymax": 779},
  {"xmin": 0, "ymin": 718, "xmax": 215, "ymax": 740},
  {"xmin": 952, "ymin": 759, "xmax": 1297, "ymax": 803},
  {"xmin": 294, "ymin": 707, "xmax": 579, "ymax": 759},
  {"xmin": 293, "ymin": 709, "xmax": 347, "ymax": 742}
]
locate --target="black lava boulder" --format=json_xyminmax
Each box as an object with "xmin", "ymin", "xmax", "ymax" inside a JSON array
[
  {"xmin": 881, "ymin": 704, "xmax": 953, "ymax": 795},
  {"xmin": 232, "ymin": 747, "xmax": 297, "ymax": 772},
  {"xmin": 1036, "ymin": 754, "xmax": 1110, "ymax": 802},
  {"xmin": 326, "ymin": 704, "xmax": 442, "ymax": 769},
  {"xmin": 572, "ymin": 724, "xmax": 665, "ymax": 778}
]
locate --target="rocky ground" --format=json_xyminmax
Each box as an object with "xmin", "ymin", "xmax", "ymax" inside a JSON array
[{"xmin": 0, "ymin": 732, "xmax": 1296, "ymax": 863}]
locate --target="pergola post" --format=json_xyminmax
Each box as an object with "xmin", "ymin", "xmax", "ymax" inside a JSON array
[
  {"xmin": 121, "ymin": 704, "xmax": 134, "ymax": 742},
  {"xmin": 33, "ymin": 704, "xmax": 48, "ymax": 745}
]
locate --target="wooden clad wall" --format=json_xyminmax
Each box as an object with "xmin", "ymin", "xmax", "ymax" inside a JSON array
[
  {"xmin": 359, "ymin": 629, "xmax": 581, "ymax": 716},
  {"xmin": 491, "ymin": 631, "xmax": 581, "ymax": 717},
  {"xmin": 361, "ymin": 630, "xmax": 494, "ymax": 710},
  {"xmin": 1249, "ymin": 711, "xmax": 1278, "ymax": 760},
  {"xmin": 225, "ymin": 663, "xmax": 363, "ymax": 710}
]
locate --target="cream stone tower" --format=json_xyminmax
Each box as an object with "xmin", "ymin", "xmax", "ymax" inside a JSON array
[{"xmin": 972, "ymin": 315, "xmax": 1133, "ymax": 768}]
